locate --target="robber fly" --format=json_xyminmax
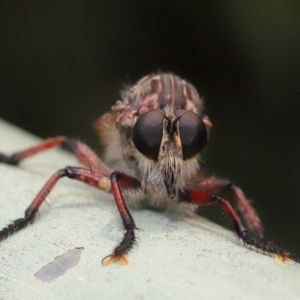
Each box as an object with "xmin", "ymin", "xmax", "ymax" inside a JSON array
[{"xmin": 0, "ymin": 73, "xmax": 298, "ymax": 265}]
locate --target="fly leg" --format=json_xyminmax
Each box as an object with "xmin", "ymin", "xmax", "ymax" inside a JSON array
[
  {"xmin": 102, "ymin": 172, "xmax": 141, "ymax": 266},
  {"xmin": 0, "ymin": 167, "xmax": 110, "ymax": 242},
  {"xmin": 195, "ymin": 177, "xmax": 264, "ymax": 239},
  {"xmin": 179, "ymin": 188, "xmax": 298, "ymax": 263},
  {"xmin": 0, "ymin": 136, "xmax": 111, "ymax": 175}
]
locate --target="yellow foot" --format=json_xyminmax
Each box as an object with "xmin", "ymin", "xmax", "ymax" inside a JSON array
[
  {"xmin": 275, "ymin": 253, "xmax": 295, "ymax": 264},
  {"xmin": 102, "ymin": 253, "xmax": 129, "ymax": 266}
]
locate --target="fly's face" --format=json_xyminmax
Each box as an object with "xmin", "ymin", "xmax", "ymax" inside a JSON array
[{"xmin": 132, "ymin": 106, "xmax": 207, "ymax": 200}]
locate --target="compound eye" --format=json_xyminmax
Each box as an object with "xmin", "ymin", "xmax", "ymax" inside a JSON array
[
  {"xmin": 175, "ymin": 109, "xmax": 207, "ymax": 159},
  {"xmin": 132, "ymin": 110, "xmax": 164, "ymax": 159}
]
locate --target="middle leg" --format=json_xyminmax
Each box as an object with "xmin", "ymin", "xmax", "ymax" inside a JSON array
[
  {"xmin": 194, "ymin": 177, "xmax": 264, "ymax": 239},
  {"xmin": 179, "ymin": 188, "xmax": 298, "ymax": 263}
]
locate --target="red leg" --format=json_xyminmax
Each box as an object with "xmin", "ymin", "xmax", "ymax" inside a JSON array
[
  {"xmin": 0, "ymin": 166, "xmax": 109, "ymax": 241},
  {"xmin": 196, "ymin": 177, "xmax": 264, "ymax": 239},
  {"xmin": 102, "ymin": 172, "xmax": 141, "ymax": 266},
  {"xmin": 0, "ymin": 137, "xmax": 111, "ymax": 176},
  {"xmin": 179, "ymin": 188, "xmax": 298, "ymax": 263},
  {"xmin": 0, "ymin": 137, "xmax": 66, "ymax": 164},
  {"xmin": 0, "ymin": 165, "xmax": 142, "ymax": 265}
]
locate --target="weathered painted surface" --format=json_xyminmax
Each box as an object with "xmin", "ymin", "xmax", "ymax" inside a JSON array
[{"xmin": 0, "ymin": 119, "xmax": 300, "ymax": 300}]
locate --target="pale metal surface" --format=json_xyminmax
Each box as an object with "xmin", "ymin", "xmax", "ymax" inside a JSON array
[{"xmin": 0, "ymin": 119, "xmax": 299, "ymax": 300}]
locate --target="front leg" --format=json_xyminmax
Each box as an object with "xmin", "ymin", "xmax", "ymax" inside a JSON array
[
  {"xmin": 0, "ymin": 166, "xmax": 110, "ymax": 241},
  {"xmin": 102, "ymin": 172, "xmax": 141, "ymax": 265}
]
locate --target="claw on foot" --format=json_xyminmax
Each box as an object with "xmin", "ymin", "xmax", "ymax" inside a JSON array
[
  {"xmin": 275, "ymin": 253, "xmax": 295, "ymax": 264},
  {"xmin": 102, "ymin": 253, "xmax": 129, "ymax": 266}
]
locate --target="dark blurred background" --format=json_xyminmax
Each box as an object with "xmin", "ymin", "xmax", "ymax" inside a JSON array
[{"xmin": 1, "ymin": 1, "xmax": 300, "ymax": 254}]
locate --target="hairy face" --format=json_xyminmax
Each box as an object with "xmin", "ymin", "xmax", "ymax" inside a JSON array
[{"xmin": 134, "ymin": 107, "xmax": 200, "ymax": 201}]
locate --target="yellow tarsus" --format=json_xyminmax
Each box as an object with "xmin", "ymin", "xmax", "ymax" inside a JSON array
[
  {"xmin": 102, "ymin": 254, "xmax": 129, "ymax": 266},
  {"xmin": 275, "ymin": 254, "xmax": 295, "ymax": 264}
]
